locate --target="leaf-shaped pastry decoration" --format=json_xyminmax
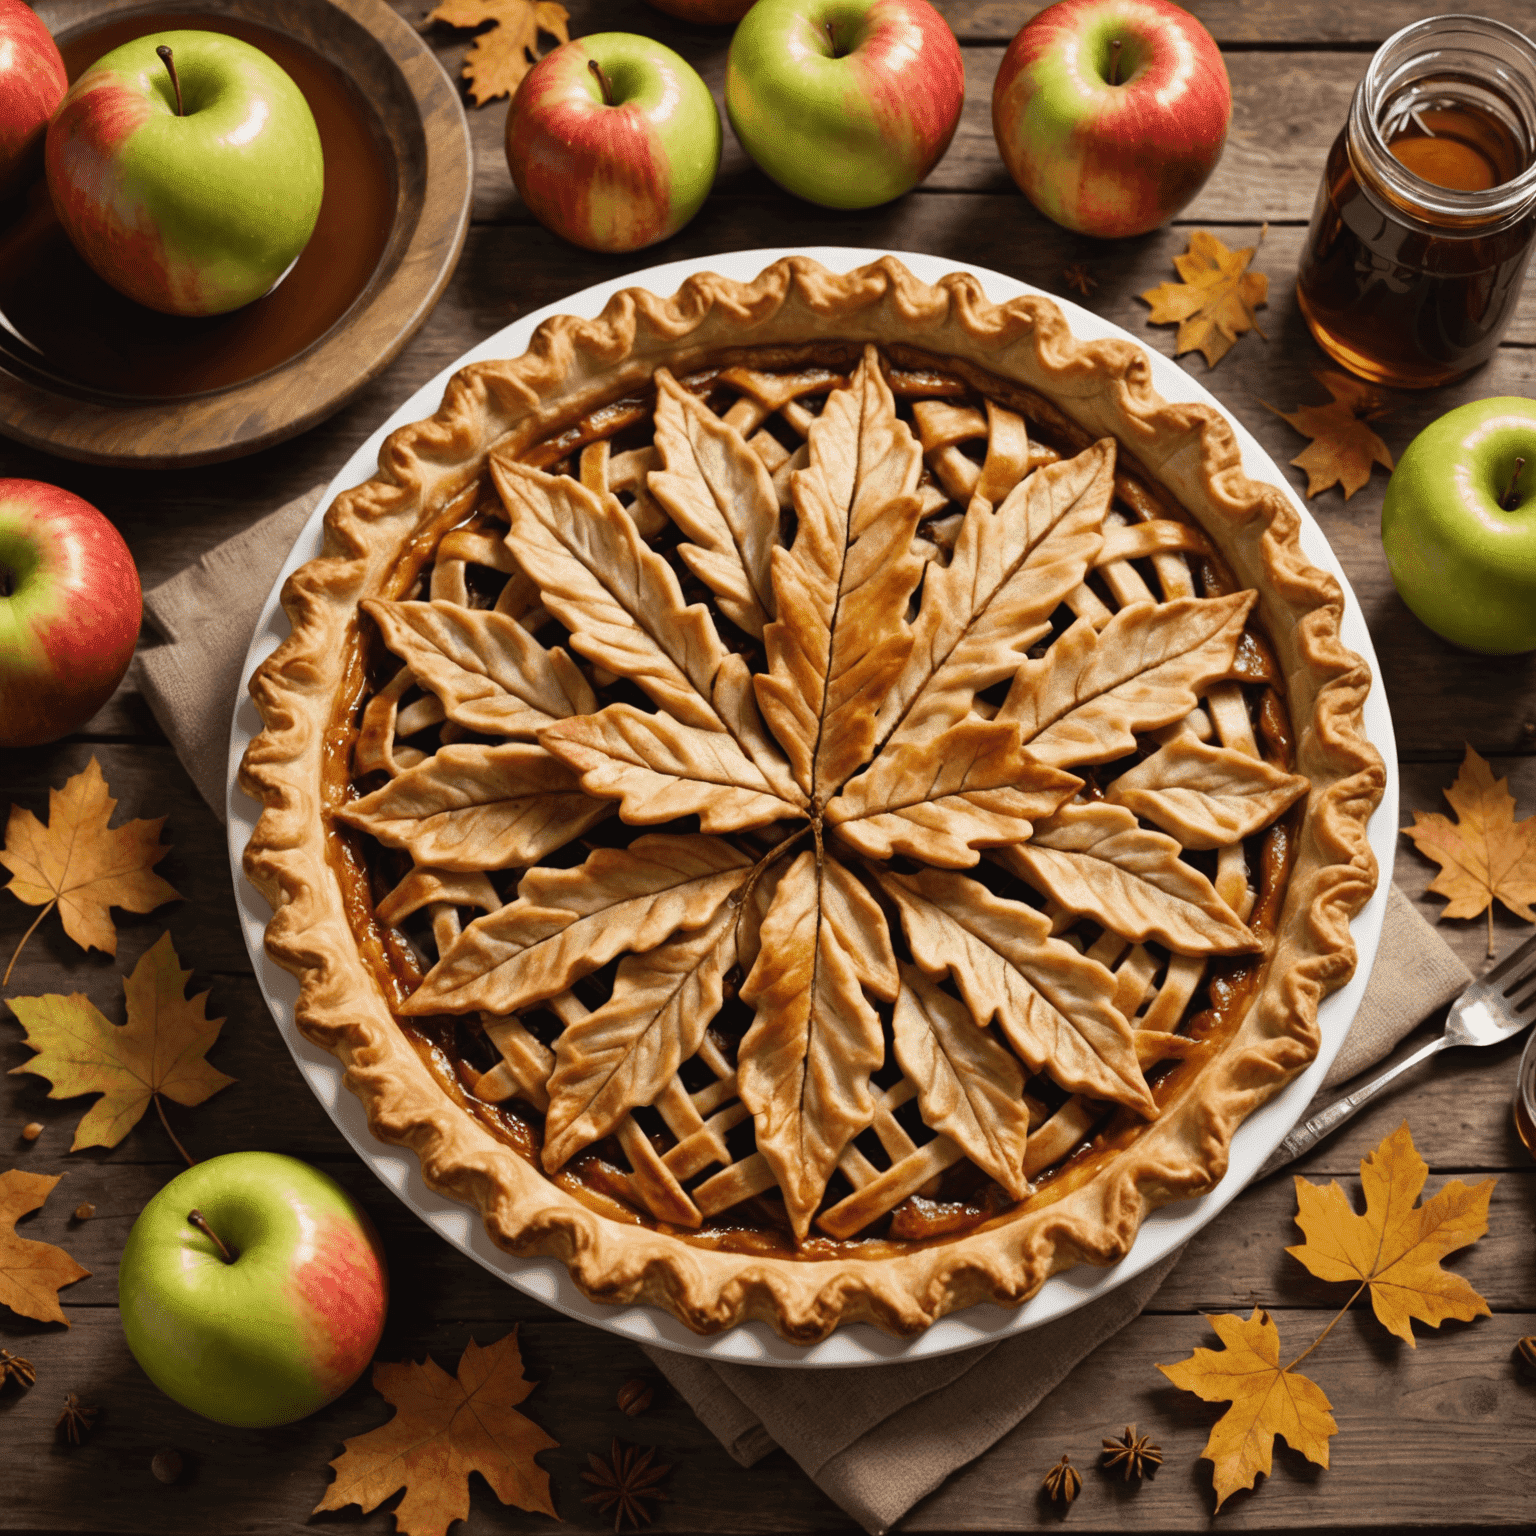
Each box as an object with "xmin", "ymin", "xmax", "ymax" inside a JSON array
[
  {"xmin": 543, "ymin": 898, "xmax": 739, "ymax": 1172},
  {"xmin": 336, "ymin": 744, "xmax": 608, "ymax": 872},
  {"xmin": 541, "ymin": 703, "xmax": 806, "ymax": 832},
  {"xmin": 364, "ymin": 599, "xmax": 595, "ymax": 737},
  {"xmin": 754, "ymin": 347, "xmax": 925, "ymax": 800},
  {"xmin": 998, "ymin": 592, "xmax": 1255, "ymax": 769},
  {"xmin": 649, "ymin": 368, "xmax": 779, "ymax": 639},
  {"xmin": 891, "ymin": 965, "xmax": 1032, "ymax": 1198},
  {"xmin": 738, "ymin": 851, "xmax": 898, "ymax": 1239},
  {"xmin": 493, "ymin": 458, "xmax": 731, "ymax": 732},
  {"xmin": 406, "ymin": 835, "xmax": 750, "ymax": 1016},
  {"xmin": 1001, "ymin": 802, "xmax": 1258, "ymax": 955},
  {"xmin": 828, "ymin": 717, "xmax": 1080, "ymax": 867},
  {"xmin": 879, "ymin": 440, "xmax": 1114, "ymax": 747},
  {"xmin": 879, "ymin": 867, "xmax": 1154, "ymax": 1114},
  {"xmin": 349, "ymin": 341, "xmax": 1306, "ymax": 1246},
  {"xmin": 1107, "ymin": 737, "xmax": 1309, "ymax": 850}
]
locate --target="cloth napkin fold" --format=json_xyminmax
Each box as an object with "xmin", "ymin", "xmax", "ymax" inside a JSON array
[{"xmin": 144, "ymin": 489, "xmax": 1474, "ymax": 1536}]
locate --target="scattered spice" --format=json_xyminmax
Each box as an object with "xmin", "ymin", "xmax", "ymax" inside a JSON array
[
  {"xmin": 582, "ymin": 1438, "xmax": 671, "ymax": 1530},
  {"xmin": 21, "ymin": 1122, "xmax": 42, "ymax": 1141},
  {"xmin": 73, "ymin": 1203, "xmax": 95, "ymax": 1221},
  {"xmin": 616, "ymin": 1377, "xmax": 654, "ymax": 1417},
  {"xmin": 1101, "ymin": 1424, "xmax": 1163, "ymax": 1480},
  {"xmin": 0, "ymin": 1347, "xmax": 36, "ymax": 1388},
  {"xmin": 1515, "ymin": 1335, "xmax": 1536, "ymax": 1376},
  {"xmin": 151, "ymin": 1447, "xmax": 183, "ymax": 1484},
  {"xmin": 1041, "ymin": 1453, "xmax": 1081, "ymax": 1505},
  {"xmin": 1062, "ymin": 263, "xmax": 1098, "ymax": 297},
  {"xmin": 56, "ymin": 1392, "xmax": 97, "ymax": 1444}
]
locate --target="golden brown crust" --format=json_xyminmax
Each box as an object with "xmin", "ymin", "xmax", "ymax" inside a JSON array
[{"xmin": 239, "ymin": 256, "xmax": 1384, "ymax": 1342}]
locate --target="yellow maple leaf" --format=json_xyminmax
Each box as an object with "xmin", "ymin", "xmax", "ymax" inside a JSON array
[
  {"xmin": 1266, "ymin": 371, "xmax": 1395, "ymax": 501},
  {"xmin": 316, "ymin": 1330, "xmax": 558, "ymax": 1536},
  {"xmin": 1159, "ymin": 1307, "xmax": 1336, "ymax": 1511},
  {"xmin": 1287, "ymin": 1120, "xmax": 1494, "ymax": 1345},
  {"xmin": 0, "ymin": 1169, "xmax": 90, "ymax": 1326},
  {"xmin": 6, "ymin": 932, "xmax": 232, "ymax": 1155},
  {"xmin": 1140, "ymin": 229, "xmax": 1268, "ymax": 368},
  {"xmin": 425, "ymin": 0, "xmax": 570, "ymax": 105},
  {"xmin": 1, "ymin": 757, "xmax": 179, "ymax": 985},
  {"xmin": 1402, "ymin": 743, "xmax": 1536, "ymax": 956}
]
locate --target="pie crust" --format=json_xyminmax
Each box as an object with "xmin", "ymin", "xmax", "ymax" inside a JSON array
[{"xmin": 240, "ymin": 256, "xmax": 1384, "ymax": 1342}]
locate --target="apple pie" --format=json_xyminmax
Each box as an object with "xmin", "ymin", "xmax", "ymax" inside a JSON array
[{"xmin": 240, "ymin": 256, "xmax": 1384, "ymax": 1341}]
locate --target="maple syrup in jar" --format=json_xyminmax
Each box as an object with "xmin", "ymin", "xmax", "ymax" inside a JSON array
[{"xmin": 1295, "ymin": 16, "xmax": 1536, "ymax": 389}]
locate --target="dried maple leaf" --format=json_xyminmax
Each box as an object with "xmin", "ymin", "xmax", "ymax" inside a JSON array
[
  {"xmin": 425, "ymin": 0, "xmax": 570, "ymax": 105},
  {"xmin": 0, "ymin": 1169, "xmax": 90, "ymax": 1326},
  {"xmin": 1140, "ymin": 229, "xmax": 1268, "ymax": 368},
  {"xmin": 7, "ymin": 932, "xmax": 232, "ymax": 1154},
  {"xmin": 1, "ymin": 757, "xmax": 179, "ymax": 985},
  {"xmin": 1266, "ymin": 371, "xmax": 1394, "ymax": 500},
  {"xmin": 367, "ymin": 346, "xmax": 1273, "ymax": 1244},
  {"xmin": 315, "ymin": 1330, "xmax": 557, "ymax": 1536},
  {"xmin": 1287, "ymin": 1120, "xmax": 1494, "ymax": 1345},
  {"xmin": 1402, "ymin": 743, "xmax": 1536, "ymax": 956},
  {"xmin": 1158, "ymin": 1307, "xmax": 1337, "ymax": 1511}
]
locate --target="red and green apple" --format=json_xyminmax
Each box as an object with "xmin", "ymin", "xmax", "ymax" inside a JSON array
[
  {"xmin": 1381, "ymin": 397, "xmax": 1536, "ymax": 655},
  {"xmin": 119, "ymin": 1152, "xmax": 388, "ymax": 1428},
  {"xmin": 725, "ymin": 0, "xmax": 965, "ymax": 209},
  {"xmin": 45, "ymin": 30, "xmax": 324, "ymax": 316},
  {"xmin": 992, "ymin": 0, "xmax": 1231, "ymax": 239},
  {"xmin": 0, "ymin": 479, "xmax": 140, "ymax": 750},
  {"xmin": 0, "ymin": 0, "xmax": 67, "ymax": 201},
  {"xmin": 506, "ymin": 32, "xmax": 721, "ymax": 254}
]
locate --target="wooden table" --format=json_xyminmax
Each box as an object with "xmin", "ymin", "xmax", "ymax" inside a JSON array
[{"xmin": 5, "ymin": 3, "xmax": 1535, "ymax": 1531}]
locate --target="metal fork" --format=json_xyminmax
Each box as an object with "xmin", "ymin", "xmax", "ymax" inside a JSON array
[{"xmin": 1255, "ymin": 930, "xmax": 1536, "ymax": 1180}]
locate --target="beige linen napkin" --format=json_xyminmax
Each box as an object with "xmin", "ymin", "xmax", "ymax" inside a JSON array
[{"xmin": 145, "ymin": 492, "xmax": 1473, "ymax": 1535}]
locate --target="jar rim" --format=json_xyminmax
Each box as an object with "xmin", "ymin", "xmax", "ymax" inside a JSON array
[{"xmin": 1353, "ymin": 12, "xmax": 1536, "ymax": 227}]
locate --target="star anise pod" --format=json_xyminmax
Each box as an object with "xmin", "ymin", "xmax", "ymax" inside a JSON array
[
  {"xmin": 1101, "ymin": 1423, "xmax": 1163, "ymax": 1480},
  {"xmin": 582, "ymin": 1438, "xmax": 671, "ymax": 1531},
  {"xmin": 1041, "ymin": 1452, "xmax": 1081, "ymax": 1505},
  {"xmin": 56, "ymin": 1391, "xmax": 97, "ymax": 1444},
  {"xmin": 0, "ymin": 1348, "xmax": 36, "ymax": 1389},
  {"xmin": 1062, "ymin": 263, "xmax": 1098, "ymax": 297}
]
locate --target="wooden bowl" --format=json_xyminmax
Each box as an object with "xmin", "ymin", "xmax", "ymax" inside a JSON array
[{"xmin": 3, "ymin": 0, "xmax": 471, "ymax": 468}]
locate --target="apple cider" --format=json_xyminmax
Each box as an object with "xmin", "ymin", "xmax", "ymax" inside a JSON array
[{"xmin": 1295, "ymin": 17, "xmax": 1536, "ymax": 389}]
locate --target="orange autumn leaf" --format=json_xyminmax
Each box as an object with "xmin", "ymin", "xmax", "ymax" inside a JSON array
[
  {"xmin": 1287, "ymin": 1120, "xmax": 1494, "ymax": 1345},
  {"xmin": 7, "ymin": 932, "xmax": 232, "ymax": 1153},
  {"xmin": 1139, "ymin": 229, "xmax": 1268, "ymax": 368},
  {"xmin": 1402, "ymin": 743, "xmax": 1536, "ymax": 956},
  {"xmin": 0, "ymin": 1169, "xmax": 90, "ymax": 1326},
  {"xmin": 316, "ymin": 1330, "xmax": 558, "ymax": 1536},
  {"xmin": 425, "ymin": 0, "xmax": 570, "ymax": 105},
  {"xmin": 1, "ymin": 757, "xmax": 179, "ymax": 985},
  {"xmin": 1158, "ymin": 1307, "xmax": 1336, "ymax": 1511},
  {"xmin": 1267, "ymin": 371, "xmax": 1394, "ymax": 501}
]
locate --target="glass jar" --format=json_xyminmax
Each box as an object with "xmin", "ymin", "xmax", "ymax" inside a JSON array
[{"xmin": 1295, "ymin": 14, "xmax": 1536, "ymax": 390}]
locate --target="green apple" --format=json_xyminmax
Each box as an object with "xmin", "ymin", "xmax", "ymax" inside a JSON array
[
  {"xmin": 45, "ymin": 30, "xmax": 323, "ymax": 316},
  {"xmin": 119, "ymin": 1152, "xmax": 387, "ymax": 1427},
  {"xmin": 1381, "ymin": 397, "xmax": 1536, "ymax": 654}
]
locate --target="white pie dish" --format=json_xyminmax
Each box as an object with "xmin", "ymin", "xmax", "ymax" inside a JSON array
[{"xmin": 227, "ymin": 246, "xmax": 1399, "ymax": 1368}]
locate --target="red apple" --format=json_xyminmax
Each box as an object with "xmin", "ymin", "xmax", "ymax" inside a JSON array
[
  {"xmin": 645, "ymin": 0, "xmax": 756, "ymax": 21},
  {"xmin": 0, "ymin": 480, "xmax": 141, "ymax": 749},
  {"xmin": 0, "ymin": 0, "xmax": 67, "ymax": 201},
  {"xmin": 991, "ymin": 0, "xmax": 1231, "ymax": 239},
  {"xmin": 506, "ymin": 32, "xmax": 721, "ymax": 253}
]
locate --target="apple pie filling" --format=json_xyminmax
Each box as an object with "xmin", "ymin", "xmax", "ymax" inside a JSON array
[{"xmin": 322, "ymin": 343, "xmax": 1307, "ymax": 1260}]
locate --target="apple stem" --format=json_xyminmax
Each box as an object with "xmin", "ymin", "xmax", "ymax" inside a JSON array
[
  {"xmin": 587, "ymin": 58, "xmax": 614, "ymax": 107},
  {"xmin": 1501, "ymin": 456, "xmax": 1526, "ymax": 509},
  {"xmin": 1108, "ymin": 39, "xmax": 1123, "ymax": 87},
  {"xmin": 187, "ymin": 1209, "xmax": 236, "ymax": 1264},
  {"xmin": 156, "ymin": 45, "xmax": 184, "ymax": 117}
]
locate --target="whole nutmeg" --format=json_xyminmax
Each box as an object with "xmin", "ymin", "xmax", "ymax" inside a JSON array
[
  {"xmin": 616, "ymin": 1377, "xmax": 654, "ymax": 1417},
  {"xmin": 152, "ymin": 1447, "xmax": 183, "ymax": 1484}
]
